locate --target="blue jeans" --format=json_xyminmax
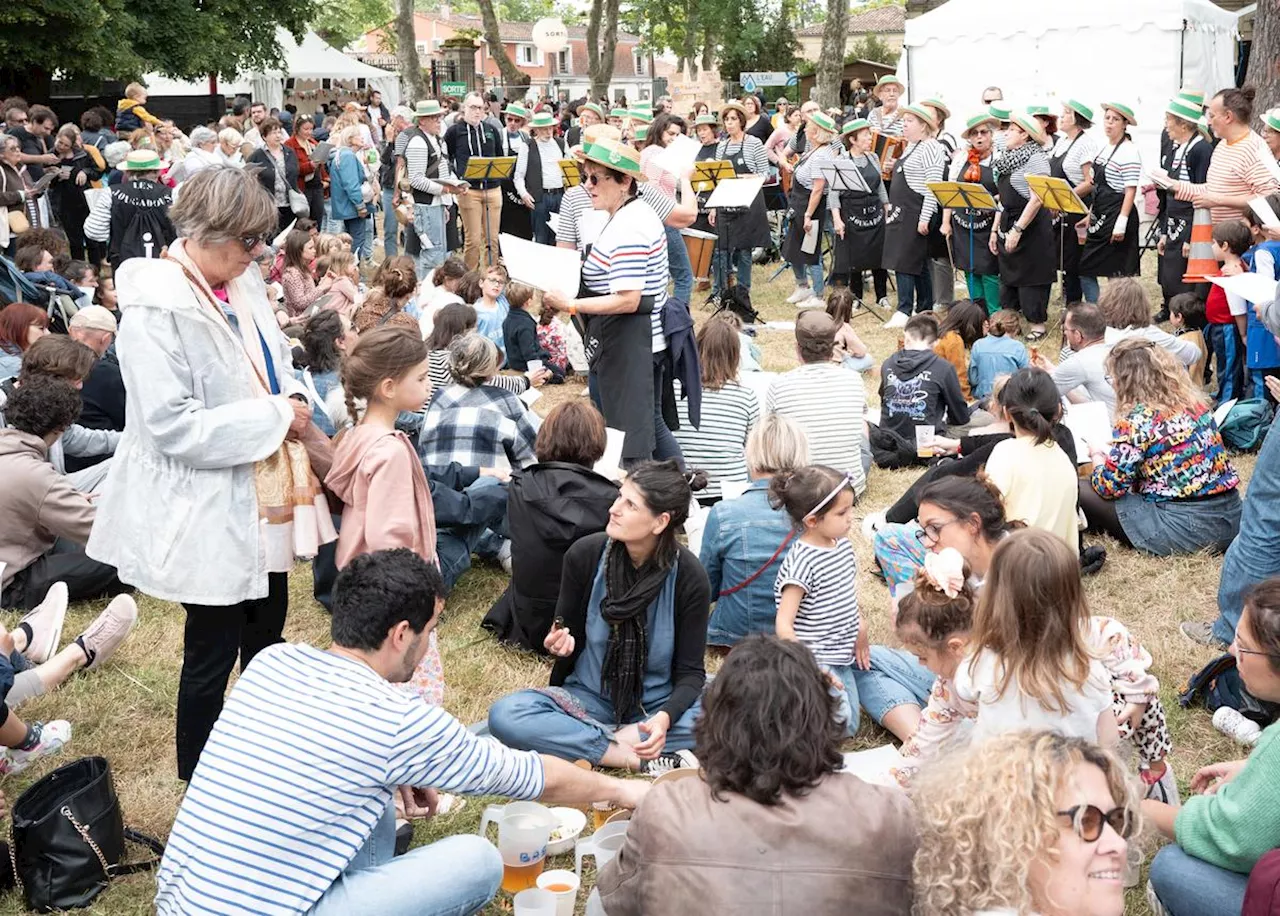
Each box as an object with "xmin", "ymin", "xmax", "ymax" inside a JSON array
[
  {"xmin": 652, "ymin": 350, "xmax": 684, "ymax": 466},
  {"xmin": 1214, "ymin": 416, "xmax": 1280, "ymax": 642},
  {"xmin": 1206, "ymin": 321, "xmax": 1246, "ymax": 402},
  {"xmin": 665, "ymin": 225, "xmax": 693, "ymax": 303},
  {"xmin": 1147, "ymin": 844, "xmax": 1249, "ymax": 916},
  {"xmin": 309, "ymin": 802, "xmax": 502, "ymax": 916},
  {"xmin": 381, "ymin": 188, "xmax": 399, "ymax": 258},
  {"xmin": 532, "ymin": 191, "xmax": 563, "ymax": 246},
  {"xmin": 362, "ymin": 211, "xmax": 376, "ymax": 261},
  {"xmin": 895, "ymin": 269, "xmax": 933, "ymax": 315},
  {"xmin": 792, "ymin": 259, "xmax": 825, "ymax": 295},
  {"xmin": 488, "ymin": 685, "xmax": 701, "ymax": 764},
  {"xmin": 436, "ymin": 477, "xmax": 509, "ymax": 591},
  {"xmin": 824, "ymin": 663, "xmax": 861, "ymax": 736},
  {"xmin": 852, "ymin": 646, "xmax": 936, "ymax": 724},
  {"xmin": 1079, "ymin": 275, "xmax": 1100, "ymax": 303},
  {"xmin": 713, "ymin": 249, "xmax": 753, "ymax": 292},
  {"xmin": 413, "ymin": 204, "xmax": 448, "ymax": 279},
  {"xmin": 343, "ymin": 217, "xmax": 367, "ymax": 260}
]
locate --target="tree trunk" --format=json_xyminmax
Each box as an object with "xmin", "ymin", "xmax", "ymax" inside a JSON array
[
  {"xmin": 681, "ymin": 20, "xmax": 698, "ymax": 80},
  {"xmin": 478, "ymin": 0, "xmax": 531, "ymax": 92},
  {"xmin": 1246, "ymin": 1, "xmax": 1280, "ymax": 114},
  {"xmin": 587, "ymin": 0, "xmax": 621, "ymax": 102},
  {"xmin": 814, "ymin": 0, "xmax": 848, "ymax": 109},
  {"xmin": 395, "ymin": 0, "xmax": 427, "ymax": 103}
]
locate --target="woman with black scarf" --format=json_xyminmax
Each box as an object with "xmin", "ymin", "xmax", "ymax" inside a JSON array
[{"xmin": 488, "ymin": 461, "xmax": 711, "ymax": 776}]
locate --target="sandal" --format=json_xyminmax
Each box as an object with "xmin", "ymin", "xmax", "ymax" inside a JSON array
[{"xmin": 1026, "ymin": 330, "xmax": 1048, "ymax": 342}]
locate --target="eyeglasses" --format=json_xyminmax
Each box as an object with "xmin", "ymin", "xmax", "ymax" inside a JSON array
[
  {"xmin": 239, "ymin": 233, "xmax": 272, "ymax": 252},
  {"xmin": 915, "ymin": 518, "xmax": 961, "ymax": 543},
  {"xmin": 1232, "ymin": 634, "xmax": 1280, "ymax": 660},
  {"xmin": 585, "ymin": 172, "xmax": 607, "ymax": 186},
  {"xmin": 972, "ymin": 128, "xmax": 992, "ymax": 136},
  {"xmin": 1058, "ymin": 805, "xmax": 1132, "ymax": 842}
]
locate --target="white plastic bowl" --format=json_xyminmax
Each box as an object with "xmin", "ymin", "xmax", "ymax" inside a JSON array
[{"xmin": 546, "ymin": 807, "xmax": 588, "ymax": 856}]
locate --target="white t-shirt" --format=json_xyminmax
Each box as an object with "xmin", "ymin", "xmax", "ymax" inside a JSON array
[
  {"xmin": 953, "ymin": 648, "xmax": 1112, "ymax": 745},
  {"xmin": 1051, "ymin": 342, "xmax": 1116, "ymax": 412},
  {"xmin": 581, "ymin": 198, "xmax": 669, "ymax": 352}
]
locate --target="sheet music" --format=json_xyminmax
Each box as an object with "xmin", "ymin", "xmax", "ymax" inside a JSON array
[
  {"xmin": 1250, "ymin": 197, "xmax": 1280, "ymax": 229},
  {"xmin": 650, "ymin": 135, "xmax": 700, "ymax": 178},
  {"xmin": 819, "ymin": 160, "xmax": 871, "ymax": 194},
  {"xmin": 1062, "ymin": 400, "xmax": 1114, "ymax": 459},
  {"xmin": 594, "ymin": 427, "xmax": 626, "ymax": 481},
  {"xmin": 705, "ymin": 175, "xmax": 765, "ymax": 209},
  {"xmin": 1209, "ymin": 272, "xmax": 1278, "ymax": 306},
  {"xmin": 498, "ymin": 233, "xmax": 582, "ymax": 300}
]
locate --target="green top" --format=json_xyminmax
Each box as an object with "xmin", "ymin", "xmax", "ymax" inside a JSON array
[{"xmin": 1175, "ymin": 722, "xmax": 1280, "ymax": 873}]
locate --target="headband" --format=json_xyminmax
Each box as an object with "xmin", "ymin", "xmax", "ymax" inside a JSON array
[{"xmin": 807, "ymin": 471, "xmax": 856, "ymax": 518}]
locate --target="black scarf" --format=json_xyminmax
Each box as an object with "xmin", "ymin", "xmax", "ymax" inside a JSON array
[
  {"xmin": 599, "ymin": 538, "xmax": 670, "ymax": 720},
  {"xmin": 992, "ymin": 142, "xmax": 1035, "ymax": 185}
]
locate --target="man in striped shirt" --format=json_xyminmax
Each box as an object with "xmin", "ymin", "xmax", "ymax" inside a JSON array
[
  {"xmin": 156, "ymin": 549, "xmax": 646, "ymax": 916},
  {"xmin": 1173, "ymin": 87, "xmax": 1280, "ymax": 225}
]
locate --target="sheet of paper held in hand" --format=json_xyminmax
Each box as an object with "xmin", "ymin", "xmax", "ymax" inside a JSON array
[
  {"xmin": 499, "ymin": 233, "xmax": 581, "ymax": 300},
  {"xmin": 839, "ymin": 744, "xmax": 905, "ymax": 788},
  {"xmin": 651, "ymin": 135, "xmax": 700, "ymax": 177},
  {"xmin": 705, "ymin": 175, "xmax": 766, "ymax": 210},
  {"xmin": 1249, "ymin": 196, "xmax": 1280, "ymax": 229},
  {"xmin": 1062, "ymin": 400, "xmax": 1114, "ymax": 459},
  {"xmin": 1209, "ymin": 272, "xmax": 1278, "ymax": 306},
  {"xmin": 594, "ymin": 428, "xmax": 625, "ymax": 481}
]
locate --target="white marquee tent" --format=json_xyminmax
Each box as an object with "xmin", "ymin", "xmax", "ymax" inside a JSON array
[{"xmin": 899, "ymin": 0, "xmax": 1239, "ymax": 176}]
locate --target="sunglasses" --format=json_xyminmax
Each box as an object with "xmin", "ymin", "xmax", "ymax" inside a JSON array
[
  {"xmin": 972, "ymin": 128, "xmax": 993, "ymax": 136},
  {"xmin": 1058, "ymin": 804, "xmax": 1132, "ymax": 842},
  {"xmin": 585, "ymin": 172, "xmax": 610, "ymax": 186},
  {"xmin": 239, "ymin": 233, "xmax": 272, "ymax": 252}
]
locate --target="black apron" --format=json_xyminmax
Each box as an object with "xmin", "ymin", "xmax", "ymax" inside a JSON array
[
  {"xmin": 781, "ymin": 148, "xmax": 832, "ymax": 267},
  {"xmin": 578, "ymin": 199, "xmax": 656, "ymax": 461},
  {"xmin": 996, "ymin": 167, "xmax": 1056, "ymax": 288},
  {"xmin": 1158, "ymin": 136, "xmax": 1202, "ymax": 299},
  {"xmin": 1079, "ymin": 141, "xmax": 1141, "ymax": 277},
  {"xmin": 691, "ymin": 142, "xmax": 718, "ymax": 234},
  {"xmin": 717, "ymin": 139, "xmax": 771, "ymax": 251},
  {"xmin": 1048, "ymin": 133, "xmax": 1091, "ymax": 276},
  {"xmin": 950, "ymin": 159, "xmax": 999, "ymax": 275},
  {"xmin": 498, "ymin": 130, "xmax": 533, "ymax": 240},
  {"xmin": 831, "ymin": 154, "xmax": 885, "ymax": 277},
  {"xmin": 882, "ymin": 144, "xmax": 930, "ymax": 275}
]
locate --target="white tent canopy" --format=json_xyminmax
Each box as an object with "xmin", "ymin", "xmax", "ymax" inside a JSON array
[{"xmin": 899, "ymin": 0, "xmax": 1238, "ymax": 181}]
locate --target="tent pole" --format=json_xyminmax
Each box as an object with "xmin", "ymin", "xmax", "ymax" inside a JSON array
[{"xmin": 1179, "ymin": 20, "xmax": 1186, "ymax": 87}]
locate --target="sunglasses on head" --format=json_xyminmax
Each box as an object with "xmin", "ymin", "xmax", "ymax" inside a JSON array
[{"xmin": 1058, "ymin": 804, "xmax": 1132, "ymax": 842}]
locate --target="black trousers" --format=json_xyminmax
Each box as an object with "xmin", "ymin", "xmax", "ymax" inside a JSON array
[
  {"xmin": 177, "ymin": 572, "xmax": 288, "ymax": 781},
  {"xmin": 851, "ymin": 268, "xmax": 889, "ymax": 302},
  {"xmin": 5, "ymin": 538, "xmax": 125, "ymax": 610}
]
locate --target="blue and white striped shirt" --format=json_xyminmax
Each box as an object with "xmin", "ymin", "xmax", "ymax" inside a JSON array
[
  {"xmin": 582, "ymin": 198, "xmax": 669, "ymax": 352},
  {"xmin": 155, "ymin": 644, "xmax": 545, "ymax": 916}
]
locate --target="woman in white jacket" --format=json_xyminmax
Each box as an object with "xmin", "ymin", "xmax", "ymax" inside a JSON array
[{"xmin": 86, "ymin": 168, "xmax": 316, "ymax": 781}]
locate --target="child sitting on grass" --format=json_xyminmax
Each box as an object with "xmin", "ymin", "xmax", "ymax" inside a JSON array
[
  {"xmin": 502, "ymin": 282, "xmax": 562, "ymax": 383},
  {"xmin": 968, "ymin": 309, "xmax": 1029, "ymax": 402},
  {"xmin": 933, "ymin": 299, "xmax": 986, "ymax": 402},
  {"xmin": 878, "ymin": 313, "xmax": 969, "ymax": 462},
  {"xmin": 824, "ymin": 288, "xmax": 874, "ymax": 372},
  {"xmin": 771, "ymin": 465, "xmax": 869, "ymax": 736},
  {"xmin": 536, "ymin": 301, "xmax": 571, "ymax": 375}
]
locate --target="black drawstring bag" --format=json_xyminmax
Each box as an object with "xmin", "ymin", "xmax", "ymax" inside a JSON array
[{"xmin": 9, "ymin": 756, "xmax": 164, "ymax": 911}]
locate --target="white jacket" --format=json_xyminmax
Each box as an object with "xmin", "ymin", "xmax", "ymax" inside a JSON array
[{"xmin": 86, "ymin": 252, "xmax": 303, "ymax": 605}]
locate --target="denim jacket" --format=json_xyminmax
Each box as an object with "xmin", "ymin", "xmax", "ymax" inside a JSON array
[{"xmin": 699, "ymin": 478, "xmax": 796, "ymax": 646}]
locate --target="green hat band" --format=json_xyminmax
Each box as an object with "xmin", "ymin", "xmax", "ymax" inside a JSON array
[
  {"xmin": 964, "ymin": 113, "xmax": 996, "ymax": 133},
  {"xmin": 1010, "ymin": 112, "xmax": 1043, "ymax": 139},
  {"xmin": 1167, "ymin": 98, "xmax": 1203, "ymax": 124},
  {"xmin": 876, "ymin": 75, "xmax": 903, "ymax": 87},
  {"xmin": 583, "ymin": 139, "xmax": 640, "ymax": 173},
  {"xmin": 583, "ymin": 103, "xmax": 604, "ymax": 117},
  {"xmin": 809, "ymin": 112, "xmax": 837, "ymax": 134},
  {"xmin": 627, "ymin": 110, "xmax": 653, "ymax": 123},
  {"xmin": 1026, "ymin": 104, "xmax": 1050, "ymax": 116},
  {"xmin": 1103, "ymin": 101, "xmax": 1136, "ymax": 124},
  {"xmin": 530, "ymin": 113, "xmax": 556, "ymax": 128},
  {"xmin": 841, "ymin": 117, "xmax": 871, "ymax": 136},
  {"xmin": 505, "ymin": 104, "xmax": 530, "ymax": 119},
  {"xmin": 608, "ymin": 108, "xmax": 628, "ymax": 119},
  {"xmin": 123, "ymin": 150, "xmax": 162, "ymax": 170},
  {"xmin": 1178, "ymin": 88, "xmax": 1206, "ymax": 107},
  {"xmin": 694, "ymin": 114, "xmax": 718, "ymax": 126},
  {"xmin": 902, "ymin": 105, "xmax": 937, "ymax": 129},
  {"xmin": 1065, "ymin": 99, "xmax": 1094, "ymax": 122},
  {"xmin": 1263, "ymin": 110, "xmax": 1280, "ymax": 134},
  {"xmin": 414, "ymin": 100, "xmax": 444, "ymax": 117},
  {"xmin": 988, "ymin": 104, "xmax": 1011, "ymax": 121}
]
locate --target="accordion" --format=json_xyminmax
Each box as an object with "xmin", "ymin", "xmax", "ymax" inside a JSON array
[{"xmin": 871, "ymin": 132, "xmax": 908, "ymax": 180}]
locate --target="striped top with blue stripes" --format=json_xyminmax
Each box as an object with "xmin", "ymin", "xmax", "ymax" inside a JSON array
[
  {"xmin": 1095, "ymin": 140, "xmax": 1142, "ymax": 191},
  {"xmin": 581, "ymin": 198, "xmax": 669, "ymax": 352},
  {"xmin": 154, "ymin": 643, "xmax": 545, "ymax": 916}
]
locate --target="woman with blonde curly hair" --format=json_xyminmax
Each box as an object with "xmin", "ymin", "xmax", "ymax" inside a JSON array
[
  {"xmin": 1082, "ymin": 336, "xmax": 1241, "ymax": 556},
  {"xmin": 912, "ymin": 730, "xmax": 1137, "ymax": 916}
]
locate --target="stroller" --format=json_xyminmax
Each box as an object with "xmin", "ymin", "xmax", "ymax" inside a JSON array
[{"xmin": 0, "ymin": 252, "xmax": 79, "ymax": 334}]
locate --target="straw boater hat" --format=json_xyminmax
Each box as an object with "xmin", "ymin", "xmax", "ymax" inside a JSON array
[
  {"xmin": 1262, "ymin": 109, "xmax": 1280, "ymax": 134},
  {"xmin": 1062, "ymin": 99, "xmax": 1094, "ymax": 123},
  {"xmin": 693, "ymin": 113, "xmax": 718, "ymax": 127},
  {"xmin": 608, "ymin": 107, "xmax": 628, "ymax": 120},
  {"xmin": 807, "ymin": 111, "xmax": 838, "ymax": 136},
  {"xmin": 1168, "ymin": 97, "xmax": 1204, "ymax": 126},
  {"xmin": 1009, "ymin": 111, "xmax": 1047, "ymax": 147},
  {"xmin": 1026, "ymin": 103, "xmax": 1058, "ymax": 131},
  {"xmin": 121, "ymin": 149, "xmax": 162, "ymax": 171},
  {"xmin": 919, "ymin": 97, "xmax": 951, "ymax": 122},
  {"xmin": 874, "ymin": 75, "xmax": 904, "ymax": 98},
  {"xmin": 581, "ymin": 102, "xmax": 604, "ymax": 119},
  {"xmin": 504, "ymin": 103, "xmax": 531, "ymax": 121},
  {"xmin": 413, "ymin": 99, "xmax": 444, "ymax": 118},
  {"xmin": 720, "ymin": 100, "xmax": 749, "ymax": 124},
  {"xmin": 961, "ymin": 112, "xmax": 999, "ymax": 139},
  {"xmin": 529, "ymin": 111, "xmax": 557, "ymax": 130},
  {"xmin": 988, "ymin": 103, "xmax": 1012, "ymax": 124},
  {"xmin": 1100, "ymin": 102, "xmax": 1137, "ymax": 126},
  {"xmin": 1177, "ymin": 88, "xmax": 1206, "ymax": 109},
  {"xmin": 901, "ymin": 103, "xmax": 939, "ymax": 132},
  {"xmin": 573, "ymin": 135, "xmax": 646, "ymax": 180},
  {"xmin": 841, "ymin": 117, "xmax": 871, "ymax": 137},
  {"xmin": 627, "ymin": 108, "xmax": 654, "ymax": 124}
]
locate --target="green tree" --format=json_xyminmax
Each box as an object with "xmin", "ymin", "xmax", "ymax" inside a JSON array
[
  {"xmin": 714, "ymin": 0, "xmax": 798, "ymax": 86},
  {"xmin": 314, "ymin": 0, "xmax": 394, "ymax": 51},
  {"xmin": 846, "ymin": 33, "xmax": 895, "ymax": 64}
]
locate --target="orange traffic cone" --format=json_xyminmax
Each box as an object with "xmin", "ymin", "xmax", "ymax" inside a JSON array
[{"xmin": 1183, "ymin": 207, "xmax": 1220, "ymax": 283}]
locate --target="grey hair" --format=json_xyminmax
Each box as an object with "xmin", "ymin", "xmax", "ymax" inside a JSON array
[
  {"xmin": 169, "ymin": 167, "xmax": 276, "ymax": 244},
  {"xmin": 103, "ymin": 140, "xmax": 131, "ymax": 168},
  {"xmin": 0, "ymin": 135, "xmax": 18, "ymax": 152},
  {"xmin": 218, "ymin": 127, "xmax": 244, "ymax": 146},
  {"xmin": 745, "ymin": 413, "xmax": 810, "ymax": 476},
  {"xmin": 447, "ymin": 333, "xmax": 500, "ymax": 387},
  {"xmin": 189, "ymin": 126, "xmax": 218, "ymax": 146}
]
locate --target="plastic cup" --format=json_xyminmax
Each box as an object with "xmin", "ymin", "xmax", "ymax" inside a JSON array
[
  {"xmin": 528, "ymin": 359, "xmax": 544, "ymax": 374},
  {"xmin": 536, "ymin": 869, "xmax": 580, "ymax": 916},
  {"xmin": 914, "ymin": 424, "xmax": 936, "ymax": 459},
  {"xmin": 513, "ymin": 888, "xmax": 557, "ymax": 916}
]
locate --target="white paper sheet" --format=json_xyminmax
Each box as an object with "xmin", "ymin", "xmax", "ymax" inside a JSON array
[
  {"xmin": 594, "ymin": 427, "xmax": 626, "ymax": 481},
  {"xmin": 546, "ymin": 211, "xmax": 560, "ymax": 236},
  {"xmin": 763, "ymin": 321, "xmax": 796, "ymax": 331},
  {"xmin": 518, "ymin": 387, "xmax": 542, "ymax": 408},
  {"xmin": 499, "ymin": 233, "xmax": 581, "ymax": 300},
  {"xmin": 1062, "ymin": 400, "xmax": 1114, "ymax": 459},
  {"xmin": 1214, "ymin": 398, "xmax": 1237, "ymax": 428},
  {"xmin": 800, "ymin": 217, "xmax": 820, "ymax": 254},
  {"xmin": 737, "ymin": 369, "xmax": 776, "ymax": 408},
  {"xmin": 1250, "ymin": 197, "xmax": 1280, "ymax": 229},
  {"xmin": 650, "ymin": 134, "xmax": 700, "ymax": 178},
  {"xmin": 1209, "ymin": 272, "xmax": 1278, "ymax": 306},
  {"xmin": 838, "ymin": 745, "xmax": 905, "ymax": 788},
  {"xmin": 705, "ymin": 175, "xmax": 765, "ymax": 210},
  {"xmin": 579, "ymin": 209, "xmax": 609, "ymax": 248},
  {"xmin": 719, "ymin": 479, "xmax": 752, "ymax": 501}
]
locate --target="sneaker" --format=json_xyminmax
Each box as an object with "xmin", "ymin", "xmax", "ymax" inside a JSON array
[
  {"xmin": 883, "ymin": 310, "xmax": 909, "ymax": 329},
  {"xmin": 861, "ymin": 510, "xmax": 887, "ymax": 543},
  {"xmin": 786, "ymin": 287, "xmax": 811, "ymax": 304},
  {"xmin": 877, "ymin": 297, "xmax": 891, "ymax": 311},
  {"xmin": 797, "ymin": 295, "xmax": 826, "ymax": 311},
  {"xmin": 1179, "ymin": 620, "xmax": 1228, "ymax": 650},
  {"xmin": 75, "ymin": 594, "xmax": 138, "ymax": 671},
  {"xmin": 1144, "ymin": 765, "xmax": 1181, "ymax": 806},
  {"xmin": 0, "ymin": 720, "xmax": 71, "ymax": 776},
  {"xmin": 497, "ymin": 540, "xmax": 513, "ymax": 575},
  {"xmin": 19, "ymin": 582, "xmax": 67, "ymax": 664},
  {"xmin": 1213, "ymin": 706, "xmax": 1262, "ymax": 746},
  {"xmin": 1079, "ymin": 545, "xmax": 1107, "ymax": 576},
  {"xmin": 640, "ymin": 749, "xmax": 698, "ymax": 778}
]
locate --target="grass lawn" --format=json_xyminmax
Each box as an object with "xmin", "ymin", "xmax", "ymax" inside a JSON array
[{"xmin": 3, "ymin": 253, "xmax": 1250, "ymax": 914}]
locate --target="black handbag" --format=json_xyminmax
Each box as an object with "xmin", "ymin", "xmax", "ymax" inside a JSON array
[{"xmin": 9, "ymin": 756, "xmax": 164, "ymax": 911}]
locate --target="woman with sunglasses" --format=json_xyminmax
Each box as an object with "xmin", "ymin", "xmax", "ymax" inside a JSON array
[
  {"xmin": 914, "ymin": 730, "xmax": 1135, "ymax": 916},
  {"xmin": 85, "ymin": 167, "xmax": 323, "ymax": 782},
  {"xmin": 1145, "ymin": 577, "xmax": 1280, "ymax": 916},
  {"xmin": 498, "ymin": 102, "xmax": 533, "ymax": 241}
]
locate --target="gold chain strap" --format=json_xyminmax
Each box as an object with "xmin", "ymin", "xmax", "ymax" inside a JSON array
[
  {"xmin": 60, "ymin": 805, "xmax": 112, "ymax": 877},
  {"xmin": 7, "ymin": 821, "xmax": 19, "ymax": 896}
]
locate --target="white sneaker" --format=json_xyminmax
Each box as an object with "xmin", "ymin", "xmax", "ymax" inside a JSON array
[
  {"xmin": 877, "ymin": 297, "xmax": 891, "ymax": 310},
  {"xmin": 861, "ymin": 511, "xmax": 887, "ymax": 543},
  {"xmin": 797, "ymin": 295, "xmax": 826, "ymax": 311},
  {"xmin": 20, "ymin": 582, "xmax": 67, "ymax": 664},
  {"xmin": 883, "ymin": 310, "xmax": 909, "ymax": 329},
  {"xmin": 1212, "ymin": 706, "xmax": 1262, "ymax": 746},
  {"xmin": 0, "ymin": 720, "xmax": 71, "ymax": 776},
  {"xmin": 639, "ymin": 749, "xmax": 699, "ymax": 777},
  {"xmin": 786, "ymin": 287, "xmax": 811, "ymax": 304},
  {"xmin": 497, "ymin": 540, "xmax": 513, "ymax": 575}
]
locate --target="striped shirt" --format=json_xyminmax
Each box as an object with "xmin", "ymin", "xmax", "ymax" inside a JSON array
[
  {"xmin": 868, "ymin": 106, "xmax": 905, "ymax": 138},
  {"xmin": 581, "ymin": 198, "xmax": 669, "ymax": 351},
  {"xmin": 1051, "ymin": 131, "xmax": 1101, "ymax": 185},
  {"xmin": 774, "ymin": 537, "xmax": 861, "ymax": 666},
  {"xmin": 1176, "ymin": 129, "xmax": 1280, "ymax": 224},
  {"xmin": 1007, "ymin": 148, "xmax": 1051, "ymax": 203},
  {"xmin": 428, "ymin": 349, "xmax": 529, "ymax": 395},
  {"xmin": 715, "ymin": 136, "xmax": 769, "ymax": 175},
  {"xmin": 1094, "ymin": 140, "xmax": 1142, "ymax": 191},
  {"xmin": 794, "ymin": 143, "xmax": 836, "ymax": 191},
  {"xmin": 405, "ymin": 130, "xmax": 456, "ymax": 199},
  {"xmin": 155, "ymin": 644, "xmax": 544, "ymax": 916},
  {"xmin": 555, "ymin": 183, "xmax": 675, "ymax": 252},
  {"xmin": 765, "ymin": 362, "xmax": 867, "ymax": 494},
  {"xmin": 673, "ymin": 379, "xmax": 759, "ymax": 499},
  {"xmin": 900, "ymin": 138, "xmax": 948, "ymax": 222}
]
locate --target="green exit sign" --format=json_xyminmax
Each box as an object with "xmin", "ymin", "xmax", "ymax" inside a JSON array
[{"xmin": 441, "ymin": 81, "xmax": 468, "ymax": 97}]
